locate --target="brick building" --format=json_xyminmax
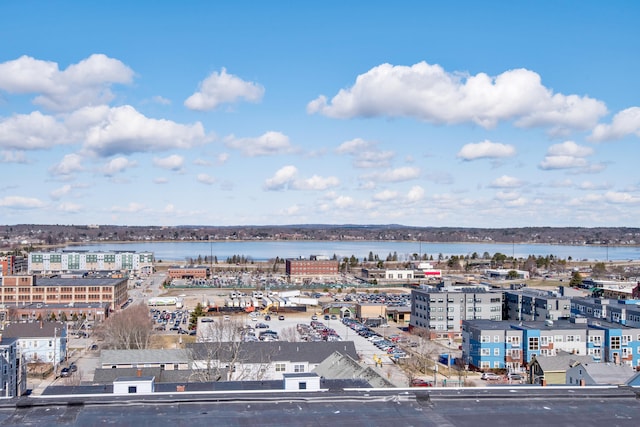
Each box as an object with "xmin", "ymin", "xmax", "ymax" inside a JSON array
[{"xmin": 285, "ymin": 258, "xmax": 339, "ymax": 280}]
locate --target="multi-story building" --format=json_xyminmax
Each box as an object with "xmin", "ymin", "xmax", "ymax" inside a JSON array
[
  {"xmin": 28, "ymin": 251, "xmax": 154, "ymax": 275},
  {"xmin": 3, "ymin": 321, "xmax": 67, "ymax": 366},
  {"xmin": 504, "ymin": 289, "xmax": 571, "ymax": 321},
  {"xmin": 410, "ymin": 287, "xmax": 503, "ymax": 339},
  {"xmin": 462, "ymin": 317, "xmax": 640, "ymax": 371},
  {"xmin": 0, "ymin": 255, "xmax": 27, "ymax": 276},
  {"xmin": 0, "ymin": 336, "xmax": 23, "ymax": 397},
  {"xmin": 0, "ymin": 275, "xmax": 128, "ymax": 314},
  {"xmin": 285, "ymin": 258, "xmax": 339, "ymax": 280},
  {"xmin": 167, "ymin": 266, "xmax": 209, "ymax": 279},
  {"xmin": 571, "ymin": 297, "xmax": 640, "ymax": 327}
]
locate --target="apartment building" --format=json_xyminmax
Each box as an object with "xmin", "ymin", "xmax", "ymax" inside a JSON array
[
  {"xmin": 410, "ymin": 287, "xmax": 503, "ymax": 339},
  {"xmin": 3, "ymin": 321, "xmax": 67, "ymax": 365},
  {"xmin": 0, "ymin": 255, "xmax": 27, "ymax": 276},
  {"xmin": 28, "ymin": 251, "xmax": 154, "ymax": 275},
  {"xmin": 571, "ymin": 297, "xmax": 640, "ymax": 328},
  {"xmin": 0, "ymin": 336, "xmax": 23, "ymax": 397},
  {"xmin": 0, "ymin": 275, "xmax": 128, "ymax": 313},
  {"xmin": 462, "ymin": 317, "xmax": 640, "ymax": 371},
  {"xmin": 504, "ymin": 289, "xmax": 571, "ymax": 321}
]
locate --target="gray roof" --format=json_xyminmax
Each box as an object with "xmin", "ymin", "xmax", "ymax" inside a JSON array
[
  {"xmin": 35, "ymin": 277, "xmax": 127, "ymax": 287},
  {"xmin": 100, "ymin": 349, "xmax": 190, "ymax": 366},
  {"xmin": 2, "ymin": 321, "xmax": 66, "ymax": 338},
  {"xmin": 186, "ymin": 341, "xmax": 358, "ymax": 364},
  {"xmin": 20, "ymin": 387, "xmax": 640, "ymax": 426},
  {"xmin": 93, "ymin": 367, "xmax": 199, "ymax": 384},
  {"xmin": 576, "ymin": 363, "xmax": 637, "ymax": 385},
  {"xmin": 533, "ymin": 352, "xmax": 594, "ymax": 372},
  {"xmin": 313, "ymin": 351, "xmax": 394, "ymax": 388}
]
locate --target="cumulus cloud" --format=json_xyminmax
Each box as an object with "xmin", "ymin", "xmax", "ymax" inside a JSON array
[
  {"xmin": 0, "ymin": 54, "xmax": 134, "ymax": 112},
  {"xmin": 362, "ymin": 166, "xmax": 420, "ymax": 183},
  {"xmin": 336, "ymin": 138, "xmax": 394, "ymax": 168},
  {"xmin": 373, "ymin": 190, "xmax": 398, "ymax": 202},
  {"xmin": 263, "ymin": 165, "xmax": 339, "ymax": 191},
  {"xmin": 0, "ymin": 196, "xmax": 46, "ymax": 209},
  {"xmin": 0, "ymin": 111, "xmax": 70, "ymax": 150},
  {"xmin": 49, "ymin": 153, "xmax": 84, "ymax": 176},
  {"xmin": 197, "ymin": 173, "xmax": 216, "ymax": 185},
  {"xmin": 50, "ymin": 184, "xmax": 72, "ymax": 200},
  {"xmin": 406, "ymin": 186, "xmax": 425, "ymax": 202},
  {"xmin": 184, "ymin": 68, "xmax": 264, "ymax": 111},
  {"xmin": 590, "ymin": 107, "xmax": 640, "ymax": 142},
  {"xmin": 102, "ymin": 156, "xmax": 137, "ymax": 176},
  {"xmin": 153, "ymin": 154, "xmax": 184, "ymax": 171},
  {"xmin": 539, "ymin": 141, "xmax": 593, "ymax": 170},
  {"xmin": 225, "ymin": 131, "xmax": 294, "ymax": 157},
  {"xmin": 0, "ymin": 150, "xmax": 27, "ymax": 163},
  {"xmin": 490, "ymin": 175, "xmax": 524, "ymax": 188},
  {"xmin": 307, "ymin": 61, "xmax": 607, "ymax": 133},
  {"xmin": 75, "ymin": 105, "xmax": 209, "ymax": 157},
  {"xmin": 457, "ymin": 140, "xmax": 516, "ymax": 160},
  {"xmin": 604, "ymin": 191, "xmax": 640, "ymax": 204}
]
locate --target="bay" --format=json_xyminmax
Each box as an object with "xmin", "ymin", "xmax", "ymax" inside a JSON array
[{"xmin": 63, "ymin": 241, "xmax": 640, "ymax": 263}]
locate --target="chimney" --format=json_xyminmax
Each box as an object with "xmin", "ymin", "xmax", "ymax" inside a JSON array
[
  {"xmin": 136, "ymin": 369, "xmax": 142, "ymax": 377},
  {"xmin": 579, "ymin": 379, "xmax": 586, "ymax": 387},
  {"xmin": 176, "ymin": 385, "xmax": 185, "ymax": 392}
]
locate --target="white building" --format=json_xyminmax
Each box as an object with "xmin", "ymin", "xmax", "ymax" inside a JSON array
[{"xmin": 3, "ymin": 321, "xmax": 67, "ymax": 366}]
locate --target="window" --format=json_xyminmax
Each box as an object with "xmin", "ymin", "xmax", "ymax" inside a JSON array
[
  {"xmin": 622, "ymin": 335, "xmax": 631, "ymax": 345},
  {"xmin": 480, "ymin": 335, "xmax": 490, "ymax": 343},
  {"xmin": 529, "ymin": 337, "xmax": 539, "ymax": 351},
  {"xmin": 299, "ymin": 382, "xmax": 307, "ymax": 390},
  {"xmin": 128, "ymin": 386, "xmax": 137, "ymax": 394},
  {"xmin": 493, "ymin": 348, "xmax": 500, "ymax": 356},
  {"xmin": 611, "ymin": 336, "xmax": 621, "ymax": 350},
  {"xmin": 294, "ymin": 364, "xmax": 305, "ymax": 373},
  {"xmin": 481, "ymin": 348, "xmax": 490, "ymax": 356},
  {"xmin": 275, "ymin": 363, "xmax": 286, "ymax": 372}
]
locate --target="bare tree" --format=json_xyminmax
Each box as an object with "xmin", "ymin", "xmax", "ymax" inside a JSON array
[
  {"xmin": 187, "ymin": 317, "xmax": 275, "ymax": 382},
  {"xmin": 94, "ymin": 304, "xmax": 153, "ymax": 350}
]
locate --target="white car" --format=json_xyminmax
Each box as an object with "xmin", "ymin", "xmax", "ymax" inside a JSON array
[{"xmin": 481, "ymin": 372, "xmax": 502, "ymax": 380}]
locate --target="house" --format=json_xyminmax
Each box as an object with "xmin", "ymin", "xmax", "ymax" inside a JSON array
[
  {"xmin": 312, "ymin": 350, "xmax": 395, "ymax": 388},
  {"xmin": 528, "ymin": 351, "xmax": 593, "ymax": 385},
  {"xmin": 99, "ymin": 349, "xmax": 190, "ymax": 370},
  {"xmin": 187, "ymin": 341, "xmax": 358, "ymax": 381},
  {"xmin": 2, "ymin": 321, "xmax": 67, "ymax": 366},
  {"xmin": 0, "ymin": 335, "xmax": 24, "ymax": 397},
  {"xmin": 566, "ymin": 362, "xmax": 637, "ymax": 386}
]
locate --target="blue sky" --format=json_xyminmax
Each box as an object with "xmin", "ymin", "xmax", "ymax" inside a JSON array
[{"xmin": 0, "ymin": 1, "xmax": 639, "ymax": 227}]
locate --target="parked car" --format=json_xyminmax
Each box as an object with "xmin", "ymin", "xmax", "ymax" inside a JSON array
[
  {"xmin": 278, "ymin": 315, "xmax": 285, "ymax": 320},
  {"xmin": 69, "ymin": 363, "xmax": 77, "ymax": 373},
  {"xmin": 60, "ymin": 368, "xmax": 70, "ymax": 377},
  {"xmin": 508, "ymin": 373, "xmax": 524, "ymax": 381},
  {"xmin": 311, "ymin": 315, "xmax": 318, "ymax": 321},
  {"xmin": 481, "ymin": 372, "xmax": 502, "ymax": 380},
  {"xmin": 411, "ymin": 379, "xmax": 433, "ymax": 387}
]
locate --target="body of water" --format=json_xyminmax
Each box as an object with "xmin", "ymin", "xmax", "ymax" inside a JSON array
[{"xmin": 63, "ymin": 241, "xmax": 640, "ymax": 263}]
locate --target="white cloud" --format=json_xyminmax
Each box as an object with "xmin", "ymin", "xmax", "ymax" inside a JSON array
[
  {"xmin": 153, "ymin": 154, "xmax": 184, "ymax": 171},
  {"xmin": 152, "ymin": 95, "xmax": 171, "ymax": 105},
  {"xmin": 291, "ymin": 175, "xmax": 340, "ymax": 191},
  {"xmin": 604, "ymin": 191, "xmax": 640, "ymax": 204},
  {"xmin": 0, "ymin": 111, "xmax": 70, "ymax": 150},
  {"xmin": 76, "ymin": 105, "xmax": 209, "ymax": 157},
  {"xmin": 578, "ymin": 181, "xmax": 612, "ymax": 191},
  {"xmin": 193, "ymin": 158, "xmax": 211, "ymax": 166},
  {"xmin": 457, "ymin": 140, "xmax": 516, "ymax": 160},
  {"xmin": 407, "ymin": 186, "xmax": 425, "ymax": 202},
  {"xmin": 336, "ymin": 138, "xmax": 394, "ymax": 168},
  {"xmin": 373, "ymin": 190, "xmax": 398, "ymax": 202},
  {"xmin": 50, "ymin": 184, "xmax": 72, "ymax": 200},
  {"xmin": 263, "ymin": 165, "xmax": 339, "ymax": 191},
  {"xmin": 362, "ymin": 166, "xmax": 420, "ymax": 183},
  {"xmin": 494, "ymin": 190, "xmax": 521, "ymax": 201},
  {"xmin": 334, "ymin": 195, "xmax": 355, "ymax": 208},
  {"xmin": 154, "ymin": 177, "xmax": 168, "ymax": 184},
  {"xmin": 49, "ymin": 153, "xmax": 84, "ymax": 176},
  {"xmin": 0, "ymin": 196, "xmax": 46, "ymax": 209},
  {"xmin": 0, "ymin": 54, "xmax": 134, "ymax": 112},
  {"xmin": 217, "ymin": 153, "xmax": 230, "ymax": 164},
  {"xmin": 490, "ymin": 175, "xmax": 524, "ymax": 188},
  {"xmin": 184, "ymin": 68, "xmax": 264, "ymax": 111},
  {"xmin": 264, "ymin": 165, "xmax": 298, "ymax": 190},
  {"xmin": 197, "ymin": 173, "xmax": 216, "ymax": 185},
  {"xmin": 57, "ymin": 202, "xmax": 82, "ymax": 212},
  {"xmin": 590, "ymin": 107, "xmax": 640, "ymax": 141},
  {"xmin": 102, "ymin": 156, "xmax": 137, "ymax": 176},
  {"xmin": 111, "ymin": 202, "xmax": 145, "ymax": 213},
  {"xmin": 539, "ymin": 141, "xmax": 593, "ymax": 170},
  {"xmin": 308, "ymin": 61, "xmax": 607, "ymax": 132},
  {"xmin": 0, "ymin": 150, "xmax": 27, "ymax": 163},
  {"xmin": 225, "ymin": 131, "xmax": 293, "ymax": 157}
]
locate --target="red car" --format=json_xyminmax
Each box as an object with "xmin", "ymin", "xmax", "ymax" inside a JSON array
[{"xmin": 411, "ymin": 379, "xmax": 433, "ymax": 387}]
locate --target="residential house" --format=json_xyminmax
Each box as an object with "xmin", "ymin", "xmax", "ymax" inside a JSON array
[
  {"xmin": 528, "ymin": 351, "xmax": 593, "ymax": 385},
  {"xmin": 2, "ymin": 321, "xmax": 67, "ymax": 367},
  {"xmin": 566, "ymin": 362, "xmax": 637, "ymax": 386}
]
